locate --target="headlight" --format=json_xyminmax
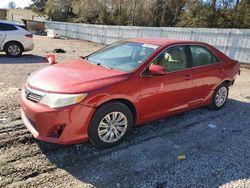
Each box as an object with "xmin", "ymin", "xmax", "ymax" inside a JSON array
[{"xmin": 40, "ymin": 93, "xmax": 88, "ymax": 108}]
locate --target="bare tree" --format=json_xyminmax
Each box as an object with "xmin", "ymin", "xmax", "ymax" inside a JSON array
[
  {"xmin": 211, "ymin": 0, "xmax": 217, "ymax": 10},
  {"xmin": 28, "ymin": 0, "xmax": 249, "ymax": 28},
  {"xmin": 8, "ymin": 1, "xmax": 16, "ymax": 9}
]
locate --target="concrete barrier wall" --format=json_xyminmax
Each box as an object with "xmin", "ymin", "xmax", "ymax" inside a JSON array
[{"xmin": 45, "ymin": 21, "xmax": 250, "ymax": 64}]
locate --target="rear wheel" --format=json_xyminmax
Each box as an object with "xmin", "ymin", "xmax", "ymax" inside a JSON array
[
  {"xmin": 88, "ymin": 102, "xmax": 133, "ymax": 149},
  {"xmin": 4, "ymin": 42, "xmax": 23, "ymax": 57},
  {"xmin": 208, "ymin": 83, "xmax": 229, "ymax": 110}
]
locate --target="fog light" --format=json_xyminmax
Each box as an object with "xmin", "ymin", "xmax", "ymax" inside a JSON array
[{"xmin": 49, "ymin": 124, "xmax": 66, "ymax": 138}]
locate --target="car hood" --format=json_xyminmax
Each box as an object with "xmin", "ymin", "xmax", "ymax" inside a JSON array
[{"xmin": 27, "ymin": 59, "xmax": 126, "ymax": 93}]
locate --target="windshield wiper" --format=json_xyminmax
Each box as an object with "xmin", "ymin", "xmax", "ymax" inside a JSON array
[
  {"xmin": 83, "ymin": 58, "xmax": 113, "ymax": 69},
  {"xmin": 96, "ymin": 63, "xmax": 113, "ymax": 70},
  {"xmin": 80, "ymin": 56, "xmax": 88, "ymax": 60}
]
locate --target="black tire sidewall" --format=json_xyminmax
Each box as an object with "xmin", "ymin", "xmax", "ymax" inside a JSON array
[
  {"xmin": 209, "ymin": 83, "xmax": 229, "ymax": 110},
  {"xmin": 4, "ymin": 42, "xmax": 23, "ymax": 57},
  {"xmin": 88, "ymin": 102, "xmax": 133, "ymax": 149}
]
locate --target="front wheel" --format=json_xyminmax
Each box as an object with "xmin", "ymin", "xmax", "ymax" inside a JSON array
[
  {"xmin": 88, "ymin": 102, "xmax": 133, "ymax": 149},
  {"xmin": 208, "ymin": 83, "xmax": 229, "ymax": 110}
]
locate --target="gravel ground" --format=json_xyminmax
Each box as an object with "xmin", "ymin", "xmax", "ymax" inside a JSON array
[{"xmin": 0, "ymin": 35, "xmax": 250, "ymax": 188}]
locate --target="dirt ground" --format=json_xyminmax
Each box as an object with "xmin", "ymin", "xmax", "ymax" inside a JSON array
[{"xmin": 0, "ymin": 35, "xmax": 250, "ymax": 188}]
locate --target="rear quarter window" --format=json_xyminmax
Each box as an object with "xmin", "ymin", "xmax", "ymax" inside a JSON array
[{"xmin": 17, "ymin": 25, "xmax": 29, "ymax": 31}]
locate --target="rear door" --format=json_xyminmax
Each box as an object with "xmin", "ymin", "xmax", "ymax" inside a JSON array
[
  {"xmin": 0, "ymin": 23, "xmax": 7, "ymax": 49},
  {"xmin": 187, "ymin": 45, "xmax": 225, "ymax": 103}
]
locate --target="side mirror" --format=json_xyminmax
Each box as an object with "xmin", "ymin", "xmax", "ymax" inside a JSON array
[{"xmin": 149, "ymin": 64, "xmax": 166, "ymax": 75}]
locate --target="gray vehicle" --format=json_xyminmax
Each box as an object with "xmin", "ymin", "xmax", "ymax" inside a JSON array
[{"xmin": 0, "ymin": 21, "xmax": 34, "ymax": 57}]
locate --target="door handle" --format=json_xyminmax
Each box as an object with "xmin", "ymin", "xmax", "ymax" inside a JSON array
[
  {"xmin": 185, "ymin": 74, "xmax": 192, "ymax": 80},
  {"xmin": 219, "ymin": 68, "xmax": 225, "ymax": 73}
]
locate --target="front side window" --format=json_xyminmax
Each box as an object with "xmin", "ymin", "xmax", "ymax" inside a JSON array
[
  {"xmin": 152, "ymin": 46, "xmax": 187, "ymax": 72},
  {"xmin": 87, "ymin": 42, "xmax": 159, "ymax": 72},
  {"xmin": 190, "ymin": 46, "xmax": 219, "ymax": 67}
]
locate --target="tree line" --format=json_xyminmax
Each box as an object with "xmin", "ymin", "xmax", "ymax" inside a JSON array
[{"xmin": 29, "ymin": 0, "xmax": 250, "ymax": 28}]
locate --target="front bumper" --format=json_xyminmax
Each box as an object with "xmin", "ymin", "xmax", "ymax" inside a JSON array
[{"xmin": 20, "ymin": 88, "xmax": 95, "ymax": 145}]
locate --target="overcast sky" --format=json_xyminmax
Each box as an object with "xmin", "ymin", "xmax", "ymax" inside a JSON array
[{"xmin": 0, "ymin": 0, "xmax": 32, "ymax": 9}]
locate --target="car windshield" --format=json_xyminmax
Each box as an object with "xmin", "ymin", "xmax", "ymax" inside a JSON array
[{"xmin": 87, "ymin": 41, "xmax": 159, "ymax": 72}]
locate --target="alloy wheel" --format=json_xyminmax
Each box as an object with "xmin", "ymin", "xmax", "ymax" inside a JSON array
[
  {"xmin": 98, "ymin": 112, "xmax": 128, "ymax": 143},
  {"xmin": 8, "ymin": 45, "xmax": 21, "ymax": 56},
  {"xmin": 215, "ymin": 86, "xmax": 228, "ymax": 107}
]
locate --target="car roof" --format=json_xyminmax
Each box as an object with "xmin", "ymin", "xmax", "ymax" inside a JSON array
[
  {"xmin": 0, "ymin": 20, "xmax": 25, "ymax": 26},
  {"xmin": 126, "ymin": 38, "xmax": 208, "ymax": 47}
]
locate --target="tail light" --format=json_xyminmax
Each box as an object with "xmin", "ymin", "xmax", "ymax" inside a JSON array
[{"xmin": 25, "ymin": 34, "xmax": 33, "ymax": 38}]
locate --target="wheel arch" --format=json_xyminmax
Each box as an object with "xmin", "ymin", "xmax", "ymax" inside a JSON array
[
  {"xmin": 206, "ymin": 79, "xmax": 232, "ymax": 105},
  {"xmin": 3, "ymin": 40, "xmax": 24, "ymax": 51},
  {"xmin": 208, "ymin": 79, "xmax": 230, "ymax": 110},
  {"xmin": 96, "ymin": 98, "xmax": 137, "ymax": 125},
  {"xmin": 221, "ymin": 80, "xmax": 231, "ymax": 87},
  {"xmin": 218, "ymin": 79, "xmax": 232, "ymax": 88},
  {"xmin": 212, "ymin": 79, "xmax": 232, "ymax": 91}
]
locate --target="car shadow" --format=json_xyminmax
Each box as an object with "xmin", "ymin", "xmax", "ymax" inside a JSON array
[
  {"xmin": 0, "ymin": 54, "xmax": 46, "ymax": 64},
  {"xmin": 38, "ymin": 98, "xmax": 250, "ymax": 187}
]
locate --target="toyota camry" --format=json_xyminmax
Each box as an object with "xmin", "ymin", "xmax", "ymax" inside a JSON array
[{"xmin": 20, "ymin": 38, "xmax": 240, "ymax": 148}]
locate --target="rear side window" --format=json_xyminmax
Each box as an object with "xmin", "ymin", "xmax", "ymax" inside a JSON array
[
  {"xmin": 17, "ymin": 25, "xmax": 29, "ymax": 31},
  {"xmin": 0, "ymin": 23, "xmax": 18, "ymax": 31},
  {"xmin": 190, "ymin": 46, "xmax": 219, "ymax": 67}
]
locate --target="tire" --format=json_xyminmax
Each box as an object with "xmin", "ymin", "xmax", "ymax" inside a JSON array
[
  {"xmin": 88, "ymin": 102, "xmax": 133, "ymax": 149},
  {"xmin": 208, "ymin": 83, "xmax": 229, "ymax": 110},
  {"xmin": 4, "ymin": 42, "xmax": 23, "ymax": 57}
]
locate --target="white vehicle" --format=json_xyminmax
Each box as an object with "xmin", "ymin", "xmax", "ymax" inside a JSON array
[{"xmin": 0, "ymin": 21, "xmax": 34, "ymax": 57}]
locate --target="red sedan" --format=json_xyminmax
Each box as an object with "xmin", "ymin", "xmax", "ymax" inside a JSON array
[{"xmin": 20, "ymin": 38, "xmax": 240, "ymax": 148}]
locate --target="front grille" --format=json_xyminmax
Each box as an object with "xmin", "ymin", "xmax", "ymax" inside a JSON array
[
  {"xmin": 25, "ymin": 88, "xmax": 44, "ymax": 103},
  {"xmin": 27, "ymin": 93, "xmax": 43, "ymax": 102}
]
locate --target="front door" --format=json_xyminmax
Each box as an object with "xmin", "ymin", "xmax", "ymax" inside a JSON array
[
  {"xmin": 139, "ymin": 46, "xmax": 194, "ymax": 121},
  {"xmin": 0, "ymin": 23, "xmax": 7, "ymax": 48}
]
